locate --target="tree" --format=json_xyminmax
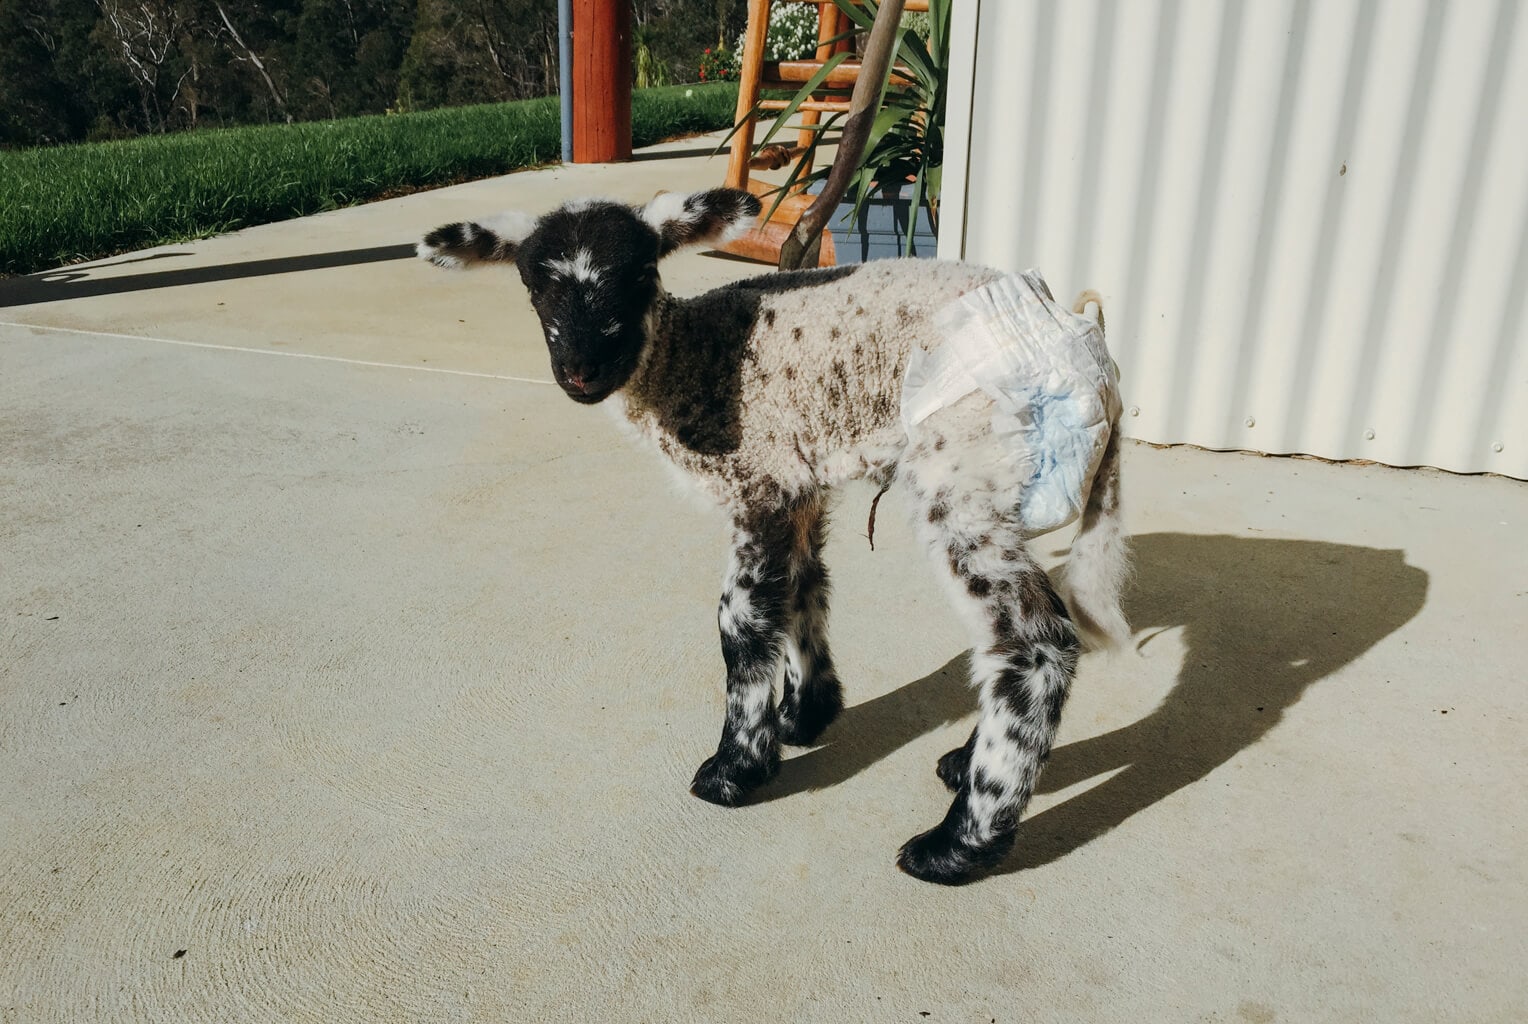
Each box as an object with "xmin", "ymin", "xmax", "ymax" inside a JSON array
[
  {"xmin": 92, "ymin": 0, "xmax": 196, "ymax": 132},
  {"xmin": 398, "ymin": 0, "xmax": 557, "ymax": 112},
  {"xmin": 0, "ymin": 0, "xmax": 145, "ymax": 144},
  {"xmin": 1, "ymin": 0, "xmax": 750, "ymax": 147},
  {"xmin": 287, "ymin": 0, "xmax": 413, "ymax": 119},
  {"xmin": 635, "ymin": 0, "xmax": 744, "ymax": 84},
  {"xmin": 208, "ymin": 1, "xmax": 292, "ymax": 122}
]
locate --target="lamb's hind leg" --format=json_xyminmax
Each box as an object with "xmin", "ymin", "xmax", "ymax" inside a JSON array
[
  {"xmin": 690, "ymin": 512, "xmax": 792, "ymax": 806},
  {"xmin": 899, "ymin": 497, "xmax": 1081, "ymax": 884},
  {"xmin": 777, "ymin": 493, "xmax": 844, "ymax": 746}
]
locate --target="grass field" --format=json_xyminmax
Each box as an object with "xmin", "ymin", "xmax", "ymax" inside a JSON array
[{"xmin": 0, "ymin": 83, "xmax": 740, "ymax": 277}]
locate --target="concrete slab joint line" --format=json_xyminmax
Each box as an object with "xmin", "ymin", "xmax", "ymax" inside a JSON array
[{"xmin": 0, "ymin": 319, "xmax": 557, "ymax": 386}]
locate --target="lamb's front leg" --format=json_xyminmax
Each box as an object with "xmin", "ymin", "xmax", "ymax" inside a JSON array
[{"xmin": 690, "ymin": 514, "xmax": 792, "ymax": 806}]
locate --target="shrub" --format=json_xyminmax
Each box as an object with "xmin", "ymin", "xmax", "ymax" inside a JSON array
[
  {"xmin": 735, "ymin": 3, "xmax": 824, "ymax": 62},
  {"xmin": 697, "ymin": 47, "xmax": 739, "ymax": 83}
]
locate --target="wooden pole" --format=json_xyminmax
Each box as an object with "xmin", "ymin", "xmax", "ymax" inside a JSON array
[{"xmin": 572, "ymin": 0, "xmax": 632, "ymax": 163}]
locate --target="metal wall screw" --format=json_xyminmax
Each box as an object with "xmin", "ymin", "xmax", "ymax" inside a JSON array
[
  {"xmin": 1129, "ymin": 406, "xmax": 1140, "ymax": 417},
  {"xmin": 1492, "ymin": 442, "xmax": 1504, "ymax": 453},
  {"xmin": 1244, "ymin": 417, "xmax": 1256, "ymax": 428},
  {"xmin": 1364, "ymin": 429, "xmax": 1376, "ymax": 440}
]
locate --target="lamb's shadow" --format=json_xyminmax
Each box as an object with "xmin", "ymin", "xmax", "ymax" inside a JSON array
[{"xmin": 762, "ymin": 532, "xmax": 1429, "ymax": 870}]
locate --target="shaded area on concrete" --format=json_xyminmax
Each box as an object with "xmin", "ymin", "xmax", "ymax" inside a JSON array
[
  {"xmin": 1010, "ymin": 533, "xmax": 1427, "ymax": 871},
  {"xmin": 0, "ymin": 245, "xmax": 415, "ymax": 307},
  {"xmin": 762, "ymin": 533, "xmax": 1428, "ymax": 875},
  {"xmin": 628, "ymin": 144, "xmax": 731, "ymax": 162}
]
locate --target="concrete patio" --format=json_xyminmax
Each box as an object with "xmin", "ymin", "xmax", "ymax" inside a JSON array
[{"xmin": 2, "ymin": 135, "xmax": 1524, "ymax": 1022}]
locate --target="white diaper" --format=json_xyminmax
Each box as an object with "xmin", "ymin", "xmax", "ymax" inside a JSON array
[{"xmin": 902, "ymin": 270, "xmax": 1122, "ymax": 537}]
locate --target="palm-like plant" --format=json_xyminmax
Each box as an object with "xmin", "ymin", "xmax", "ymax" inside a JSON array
[{"xmin": 748, "ymin": 0, "xmax": 950, "ymax": 256}]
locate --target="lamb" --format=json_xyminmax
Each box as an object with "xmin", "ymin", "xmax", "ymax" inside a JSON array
[{"xmin": 418, "ymin": 187, "xmax": 1130, "ymax": 885}]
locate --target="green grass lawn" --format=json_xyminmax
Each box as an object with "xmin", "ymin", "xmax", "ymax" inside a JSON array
[{"xmin": 0, "ymin": 83, "xmax": 739, "ymax": 276}]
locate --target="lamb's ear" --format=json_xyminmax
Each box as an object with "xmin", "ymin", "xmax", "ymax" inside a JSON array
[
  {"xmin": 417, "ymin": 212, "xmax": 538, "ymax": 269},
  {"xmin": 641, "ymin": 188, "xmax": 762, "ymax": 257}
]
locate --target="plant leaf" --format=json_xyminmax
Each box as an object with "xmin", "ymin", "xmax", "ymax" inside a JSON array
[
  {"xmin": 905, "ymin": 148, "xmax": 930, "ymax": 257},
  {"xmin": 714, "ymin": 98, "xmax": 771, "ymax": 153},
  {"xmin": 929, "ymin": 0, "xmax": 950, "ymax": 62},
  {"xmin": 895, "ymin": 27, "xmax": 935, "ymax": 87},
  {"xmin": 756, "ymin": 51, "xmax": 852, "ymax": 149},
  {"xmin": 831, "ymin": 0, "xmax": 877, "ymax": 33}
]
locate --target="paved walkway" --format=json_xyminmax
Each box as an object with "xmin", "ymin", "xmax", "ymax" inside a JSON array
[{"xmin": 2, "ymin": 135, "xmax": 1525, "ymax": 1022}]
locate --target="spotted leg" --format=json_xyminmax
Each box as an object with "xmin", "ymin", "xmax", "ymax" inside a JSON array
[
  {"xmin": 689, "ymin": 511, "xmax": 793, "ymax": 806},
  {"xmin": 897, "ymin": 480, "xmax": 1081, "ymax": 884},
  {"xmin": 776, "ymin": 494, "xmax": 844, "ymax": 746}
]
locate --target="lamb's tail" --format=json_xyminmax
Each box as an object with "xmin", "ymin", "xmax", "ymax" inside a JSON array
[
  {"xmin": 1063, "ymin": 290, "xmax": 1131, "ymax": 651},
  {"xmin": 1072, "ymin": 289, "xmax": 1105, "ymax": 333}
]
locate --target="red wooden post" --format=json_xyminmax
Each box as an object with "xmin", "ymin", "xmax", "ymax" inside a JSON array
[{"xmin": 572, "ymin": 0, "xmax": 632, "ymax": 163}]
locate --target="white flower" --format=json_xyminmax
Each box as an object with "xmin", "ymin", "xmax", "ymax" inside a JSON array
[{"xmin": 735, "ymin": 3, "xmax": 821, "ymax": 62}]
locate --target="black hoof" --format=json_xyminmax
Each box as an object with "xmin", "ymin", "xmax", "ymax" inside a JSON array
[
  {"xmin": 896, "ymin": 820, "xmax": 1014, "ymax": 886},
  {"xmin": 777, "ymin": 676, "xmax": 844, "ymax": 746},
  {"xmin": 689, "ymin": 750, "xmax": 779, "ymax": 807},
  {"xmin": 935, "ymin": 743, "xmax": 971, "ymax": 792}
]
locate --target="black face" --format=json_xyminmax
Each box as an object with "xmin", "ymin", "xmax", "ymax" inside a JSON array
[{"xmin": 515, "ymin": 203, "xmax": 663, "ymax": 404}]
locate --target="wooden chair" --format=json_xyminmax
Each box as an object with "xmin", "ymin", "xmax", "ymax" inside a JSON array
[{"xmin": 720, "ymin": 0, "xmax": 929, "ymax": 266}]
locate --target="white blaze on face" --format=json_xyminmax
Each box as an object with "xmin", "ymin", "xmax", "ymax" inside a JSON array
[
  {"xmin": 560, "ymin": 196, "xmax": 616, "ymax": 214},
  {"xmin": 545, "ymin": 248, "xmax": 602, "ymax": 285}
]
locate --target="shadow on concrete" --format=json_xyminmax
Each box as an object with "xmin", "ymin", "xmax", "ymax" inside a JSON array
[
  {"xmin": 0, "ymin": 244, "xmax": 416, "ymax": 308},
  {"xmin": 630, "ymin": 130, "xmax": 845, "ymax": 165},
  {"xmin": 762, "ymin": 653, "xmax": 971, "ymax": 803},
  {"xmin": 765, "ymin": 533, "xmax": 1429, "ymax": 869},
  {"xmin": 629, "ymin": 144, "xmax": 731, "ymax": 162}
]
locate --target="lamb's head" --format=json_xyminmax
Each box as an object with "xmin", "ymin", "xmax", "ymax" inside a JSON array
[{"xmin": 418, "ymin": 188, "xmax": 761, "ymax": 404}]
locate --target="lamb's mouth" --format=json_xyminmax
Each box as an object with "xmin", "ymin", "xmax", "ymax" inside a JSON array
[
  {"xmin": 564, "ymin": 386, "xmax": 614, "ymax": 404},
  {"xmin": 556, "ymin": 374, "xmax": 619, "ymax": 403},
  {"xmin": 555, "ymin": 358, "xmax": 636, "ymax": 403}
]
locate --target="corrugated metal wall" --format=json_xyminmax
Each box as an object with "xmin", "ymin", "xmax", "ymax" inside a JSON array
[{"xmin": 940, "ymin": 0, "xmax": 1528, "ymax": 478}]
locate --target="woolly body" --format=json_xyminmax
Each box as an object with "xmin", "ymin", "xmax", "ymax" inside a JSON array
[
  {"xmin": 418, "ymin": 189, "xmax": 1130, "ymax": 885},
  {"xmin": 613, "ymin": 259, "xmax": 1004, "ymax": 509}
]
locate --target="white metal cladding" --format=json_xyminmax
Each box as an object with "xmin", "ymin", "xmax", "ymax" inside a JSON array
[{"xmin": 939, "ymin": 0, "xmax": 1528, "ymax": 478}]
